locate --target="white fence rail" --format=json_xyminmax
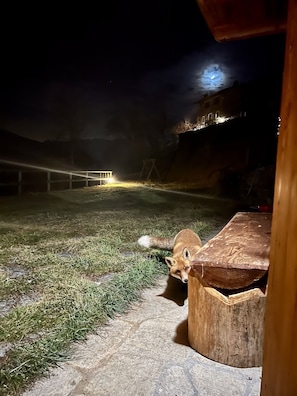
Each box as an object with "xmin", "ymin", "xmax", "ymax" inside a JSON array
[{"xmin": 0, "ymin": 168, "xmax": 113, "ymax": 195}]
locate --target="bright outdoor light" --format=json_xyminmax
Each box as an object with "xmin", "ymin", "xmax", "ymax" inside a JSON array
[
  {"xmin": 215, "ymin": 116, "xmax": 227, "ymax": 124},
  {"xmin": 106, "ymin": 176, "xmax": 116, "ymax": 184}
]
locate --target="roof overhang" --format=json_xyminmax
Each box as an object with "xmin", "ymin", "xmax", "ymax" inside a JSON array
[{"xmin": 196, "ymin": 0, "xmax": 287, "ymax": 42}]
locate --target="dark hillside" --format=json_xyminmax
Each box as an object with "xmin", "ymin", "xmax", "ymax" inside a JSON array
[
  {"xmin": 164, "ymin": 116, "xmax": 278, "ymax": 203},
  {"xmin": 0, "ymin": 130, "xmax": 43, "ymax": 167}
]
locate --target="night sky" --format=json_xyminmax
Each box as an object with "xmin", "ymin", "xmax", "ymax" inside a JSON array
[{"xmin": 0, "ymin": 0, "xmax": 286, "ymax": 142}]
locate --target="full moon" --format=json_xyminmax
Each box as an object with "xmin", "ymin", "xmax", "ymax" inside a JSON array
[{"xmin": 201, "ymin": 64, "xmax": 225, "ymax": 90}]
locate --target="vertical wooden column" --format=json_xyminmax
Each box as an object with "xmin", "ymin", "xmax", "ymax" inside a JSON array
[
  {"xmin": 47, "ymin": 172, "xmax": 51, "ymax": 193},
  {"xmin": 69, "ymin": 172, "xmax": 73, "ymax": 190},
  {"xmin": 261, "ymin": 0, "xmax": 297, "ymax": 394},
  {"xmin": 18, "ymin": 171, "xmax": 22, "ymax": 195}
]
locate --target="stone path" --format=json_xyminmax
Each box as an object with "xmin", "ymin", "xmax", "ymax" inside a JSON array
[{"xmin": 23, "ymin": 276, "xmax": 262, "ymax": 396}]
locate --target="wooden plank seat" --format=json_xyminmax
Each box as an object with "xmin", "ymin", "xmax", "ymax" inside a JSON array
[
  {"xmin": 190, "ymin": 212, "xmax": 271, "ymax": 290},
  {"xmin": 188, "ymin": 212, "xmax": 272, "ymax": 368}
]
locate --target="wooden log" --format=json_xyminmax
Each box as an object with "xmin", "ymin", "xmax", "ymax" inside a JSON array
[
  {"xmin": 191, "ymin": 212, "xmax": 271, "ymax": 289},
  {"xmin": 188, "ymin": 272, "xmax": 267, "ymax": 368}
]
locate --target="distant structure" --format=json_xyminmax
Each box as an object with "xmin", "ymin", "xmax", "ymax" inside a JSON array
[{"xmin": 195, "ymin": 79, "xmax": 281, "ymax": 130}]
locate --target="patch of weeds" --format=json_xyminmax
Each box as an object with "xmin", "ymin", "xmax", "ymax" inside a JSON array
[{"xmin": 0, "ymin": 275, "xmax": 36, "ymax": 302}]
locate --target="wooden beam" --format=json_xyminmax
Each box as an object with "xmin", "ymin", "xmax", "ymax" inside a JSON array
[
  {"xmin": 261, "ymin": 0, "xmax": 297, "ymax": 394},
  {"xmin": 196, "ymin": 0, "xmax": 287, "ymax": 42}
]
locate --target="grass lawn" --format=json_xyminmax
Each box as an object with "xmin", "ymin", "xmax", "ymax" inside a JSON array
[{"xmin": 0, "ymin": 182, "xmax": 239, "ymax": 395}]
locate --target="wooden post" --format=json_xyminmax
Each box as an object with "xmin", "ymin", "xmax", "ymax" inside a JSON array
[
  {"xmin": 47, "ymin": 172, "xmax": 51, "ymax": 193},
  {"xmin": 261, "ymin": 0, "xmax": 297, "ymax": 394},
  {"xmin": 85, "ymin": 171, "xmax": 89, "ymax": 187},
  {"xmin": 18, "ymin": 171, "xmax": 22, "ymax": 195},
  {"xmin": 69, "ymin": 172, "xmax": 73, "ymax": 189}
]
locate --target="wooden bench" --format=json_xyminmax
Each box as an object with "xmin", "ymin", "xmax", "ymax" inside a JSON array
[{"xmin": 188, "ymin": 212, "xmax": 271, "ymax": 368}]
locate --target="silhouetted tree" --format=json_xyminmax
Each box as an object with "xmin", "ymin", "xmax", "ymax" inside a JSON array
[{"xmin": 171, "ymin": 119, "xmax": 198, "ymax": 135}]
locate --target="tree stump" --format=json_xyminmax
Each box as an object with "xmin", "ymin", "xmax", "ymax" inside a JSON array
[{"xmin": 188, "ymin": 273, "xmax": 267, "ymax": 368}]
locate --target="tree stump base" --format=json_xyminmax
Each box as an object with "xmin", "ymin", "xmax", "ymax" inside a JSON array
[{"xmin": 188, "ymin": 273, "xmax": 267, "ymax": 368}]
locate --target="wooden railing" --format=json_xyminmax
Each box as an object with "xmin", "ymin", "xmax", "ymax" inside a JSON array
[{"xmin": 0, "ymin": 167, "xmax": 113, "ymax": 195}]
